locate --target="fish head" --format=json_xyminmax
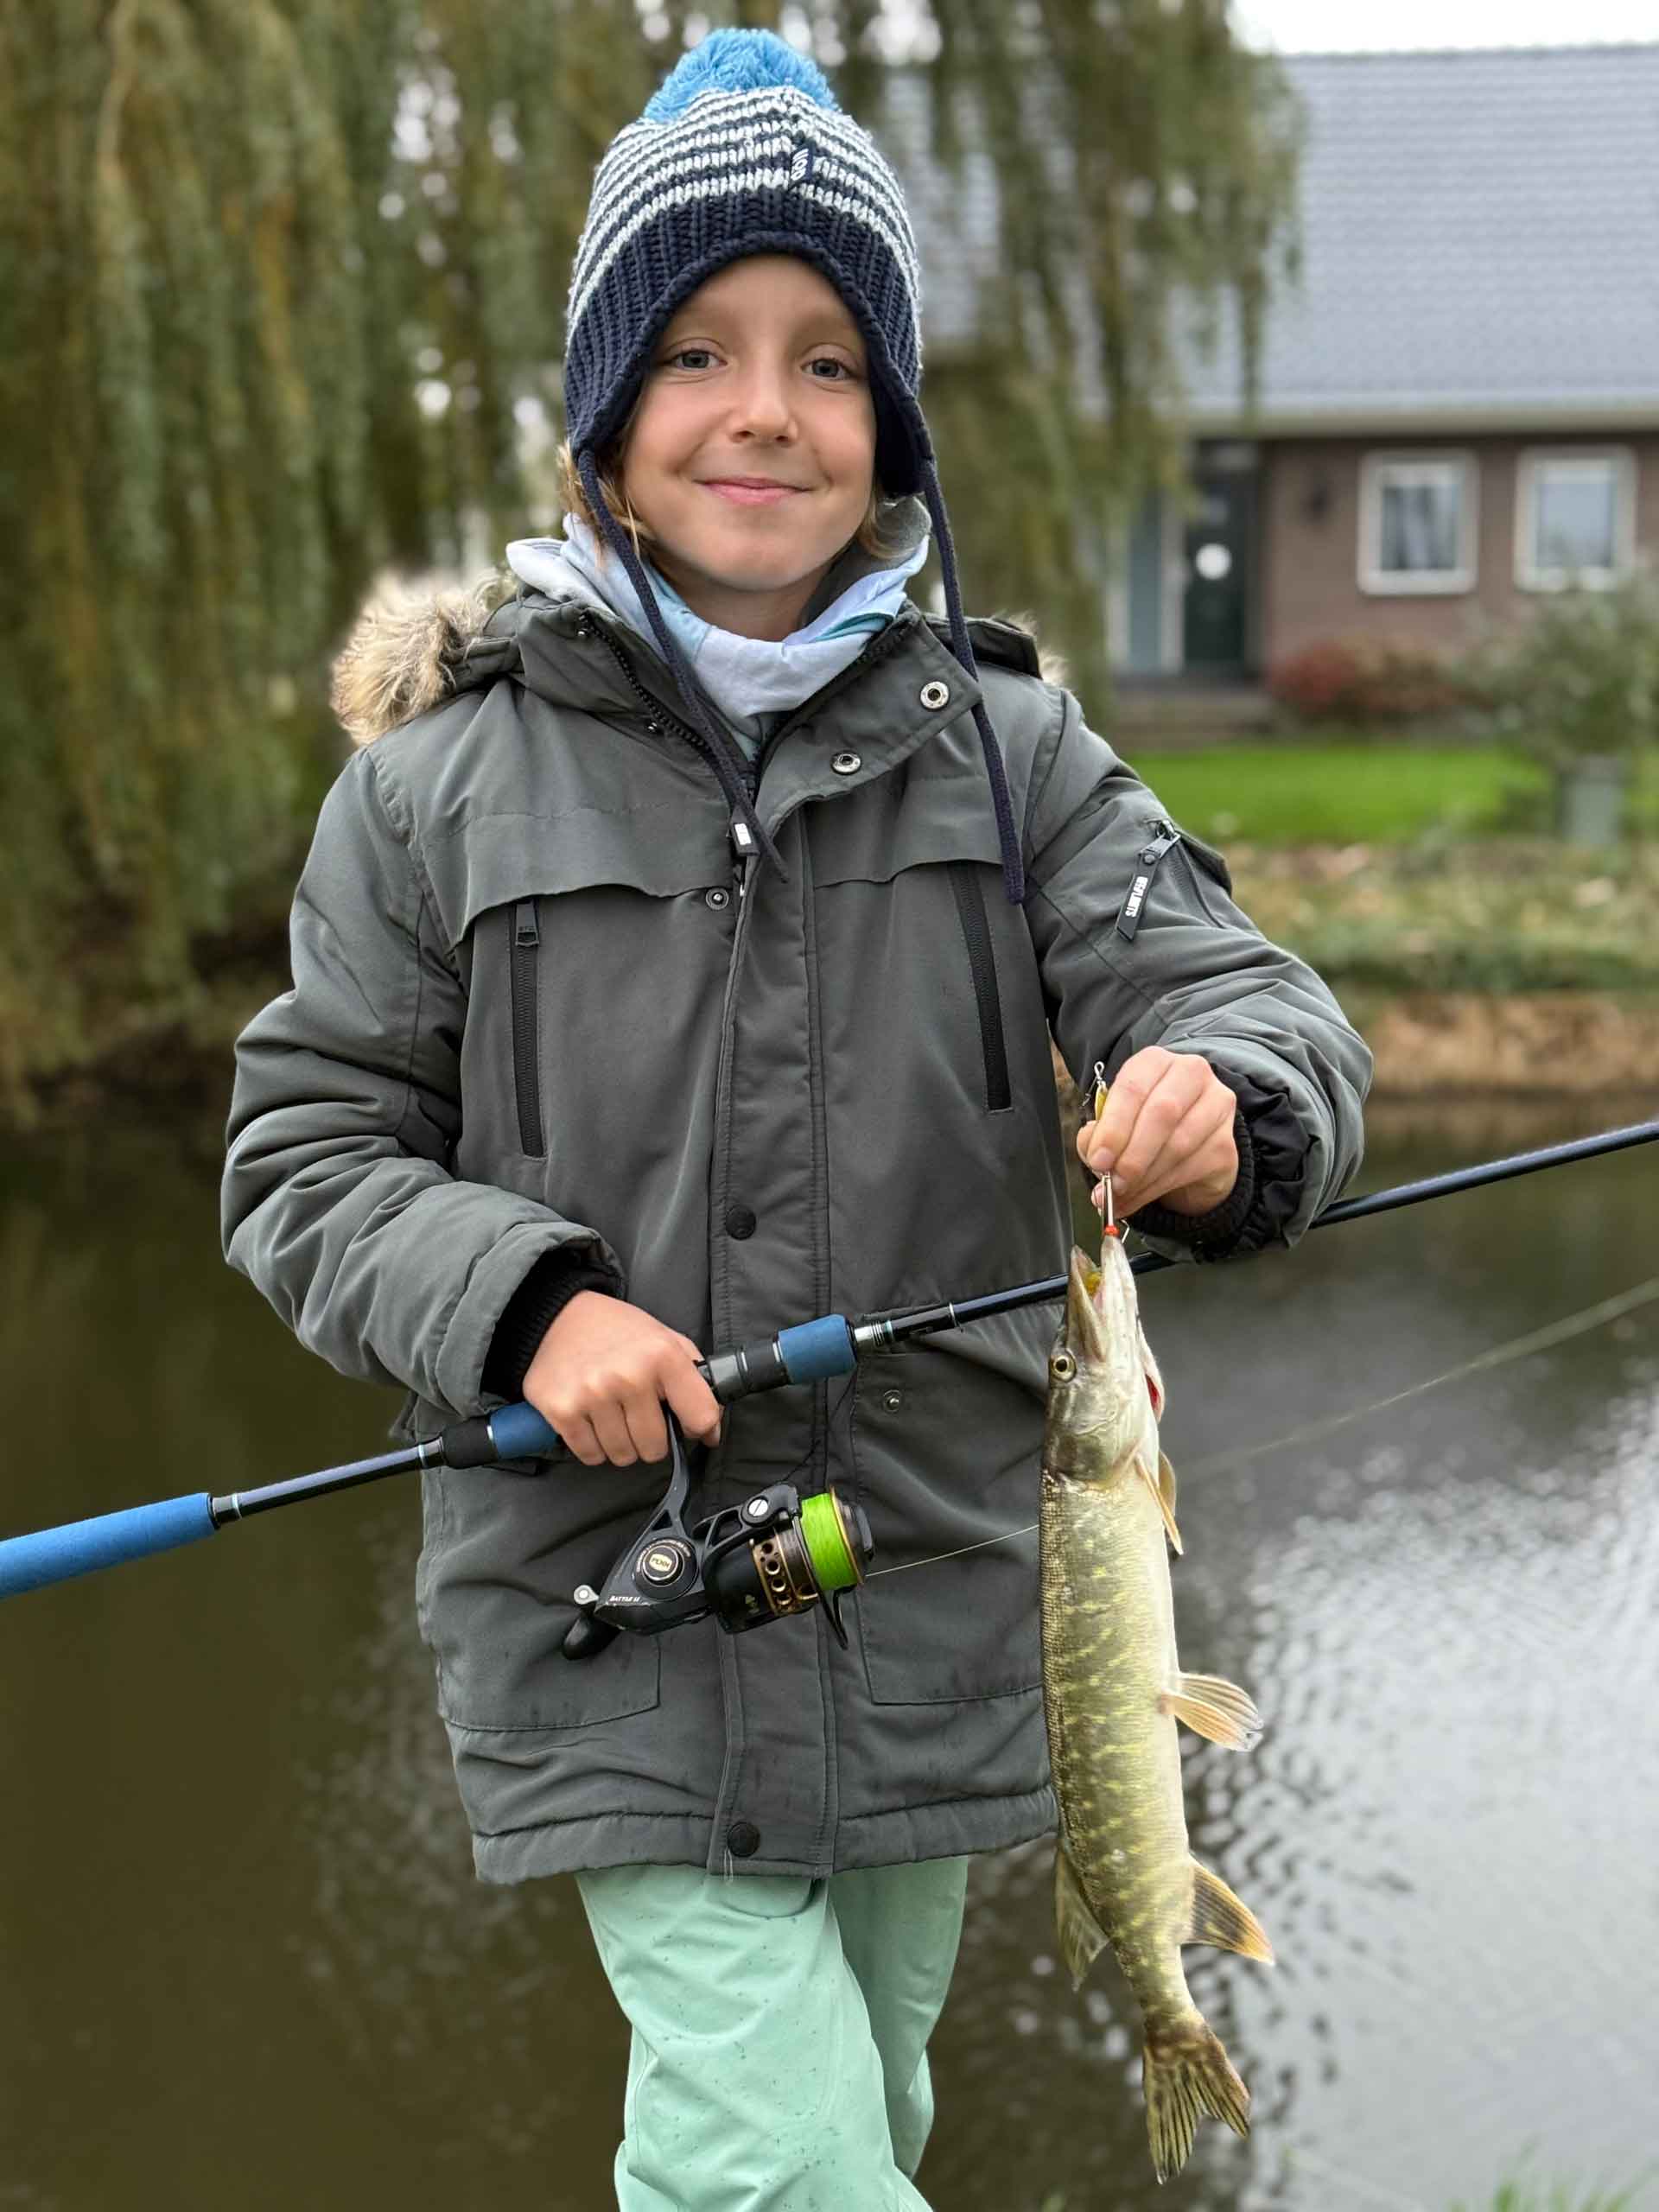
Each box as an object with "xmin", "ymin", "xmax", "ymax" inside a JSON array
[{"xmin": 1043, "ymin": 1237, "xmax": 1164, "ymax": 1487}]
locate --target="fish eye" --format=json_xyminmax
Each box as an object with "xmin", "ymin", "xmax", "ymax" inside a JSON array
[{"xmin": 1050, "ymin": 1351, "xmax": 1076, "ymax": 1382}]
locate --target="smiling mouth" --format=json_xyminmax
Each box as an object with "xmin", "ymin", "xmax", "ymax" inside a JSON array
[{"xmin": 702, "ymin": 480, "xmax": 805, "ymax": 505}]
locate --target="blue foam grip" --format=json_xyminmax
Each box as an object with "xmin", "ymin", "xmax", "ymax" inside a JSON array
[
  {"xmin": 776, "ymin": 1315, "xmax": 855, "ymax": 1382},
  {"xmin": 489, "ymin": 1402, "xmax": 564, "ymax": 1460},
  {"xmin": 0, "ymin": 1491, "xmax": 218, "ymax": 1600}
]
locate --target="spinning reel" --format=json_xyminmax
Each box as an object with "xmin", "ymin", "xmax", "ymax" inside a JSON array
[{"xmin": 561, "ymin": 1413, "xmax": 874, "ymax": 1661}]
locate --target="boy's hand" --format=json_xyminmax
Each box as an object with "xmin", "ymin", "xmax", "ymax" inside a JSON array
[
  {"xmin": 1077, "ymin": 1047, "xmax": 1238, "ymax": 1219},
  {"xmin": 522, "ymin": 1292, "xmax": 722, "ymax": 1468}
]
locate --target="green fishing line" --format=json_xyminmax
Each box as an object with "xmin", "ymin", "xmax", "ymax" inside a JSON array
[{"xmin": 799, "ymin": 1491, "xmax": 859, "ymax": 1592}]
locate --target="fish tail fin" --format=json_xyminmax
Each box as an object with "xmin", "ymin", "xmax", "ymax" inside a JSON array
[{"xmin": 1141, "ymin": 2015, "xmax": 1251, "ymax": 2183}]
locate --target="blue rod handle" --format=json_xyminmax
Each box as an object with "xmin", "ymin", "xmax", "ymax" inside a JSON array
[{"xmin": 0, "ymin": 1491, "xmax": 218, "ymax": 1599}]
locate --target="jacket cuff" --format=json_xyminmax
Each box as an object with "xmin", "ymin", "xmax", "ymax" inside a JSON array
[
  {"xmin": 481, "ymin": 1251, "xmax": 622, "ymax": 1401},
  {"xmin": 1124, "ymin": 1105, "xmax": 1257, "ymax": 1261}
]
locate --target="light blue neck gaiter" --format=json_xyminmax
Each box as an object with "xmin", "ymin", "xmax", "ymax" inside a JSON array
[{"xmin": 505, "ymin": 500, "xmax": 932, "ymax": 757}]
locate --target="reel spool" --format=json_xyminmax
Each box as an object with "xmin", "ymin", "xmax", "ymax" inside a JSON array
[{"xmin": 562, "ymin": 1415, "xmax": 873, "ymax": 1661}]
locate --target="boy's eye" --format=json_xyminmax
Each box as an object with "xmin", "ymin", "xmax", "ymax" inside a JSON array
[{"xmin": 658, "ymin": 348, "xmax": 860, "ymax": 380}]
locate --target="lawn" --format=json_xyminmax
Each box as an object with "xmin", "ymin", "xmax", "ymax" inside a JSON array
[{"xmin": 1124, "ymin": 741, "xmax": 1549, "ymax": 845}]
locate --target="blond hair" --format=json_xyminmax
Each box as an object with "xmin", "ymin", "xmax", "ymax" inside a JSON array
[{"xmin": 553, "ymin": 424, "xmax": 918, "ymax": 569}]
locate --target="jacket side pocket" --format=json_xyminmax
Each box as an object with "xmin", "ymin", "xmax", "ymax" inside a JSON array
[
  {"xmin": 509, "ymin": 898, "xmax": 545, "ymax": 1157},
  {"xmin": 945, "ymin": 861, "xmax": 1013, "ymax": 1112}
]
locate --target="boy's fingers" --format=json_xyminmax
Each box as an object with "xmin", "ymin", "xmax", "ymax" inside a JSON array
[
  {"xmin": 664, "ymin": 1357, "xmax": 722, "ymax": 1447},
  {"xmin": 1114, "ymin": 1090, "xmax": 1236, "ymax": 1214},
  {"xmin": 591, "ymin": 1402, "xmax": 642, "ymax": 1467},
  {"xmin": 1101, "ymin": 1058, "xmax": 1206, "ymax": 1189},
  {"xmin": 557, "ymin": 1410, "xmax": 604, "ymax": 1467}
]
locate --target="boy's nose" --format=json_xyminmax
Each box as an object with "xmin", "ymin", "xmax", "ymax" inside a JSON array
[{"xmin": 723, "ymin": 363, "xmax": 797, "ymax": 438}]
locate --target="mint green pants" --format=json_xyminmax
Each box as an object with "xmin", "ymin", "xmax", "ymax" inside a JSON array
[{"xmin": 575, "ymin": 1856, "xmax": 970, "ymax": 2211}]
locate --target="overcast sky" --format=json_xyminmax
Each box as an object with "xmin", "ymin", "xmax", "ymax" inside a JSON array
[{"xmin": 1231, "ymin": 0, "xmax": 1655, "ymax": 51}]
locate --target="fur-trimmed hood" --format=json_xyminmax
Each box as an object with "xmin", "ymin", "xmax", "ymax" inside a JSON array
[
  {"xmin": 328, "ymin": 567, "xmax": 1069, "ymax": 749},
  {"xmin": 330, "ymin": 571, "xmax": 518, "ymax": 748}
]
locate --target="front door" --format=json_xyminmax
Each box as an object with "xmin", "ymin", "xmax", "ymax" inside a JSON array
[{"xmin": 1182, "ymin": 446, "xmax": 1257, "ymax": 673}]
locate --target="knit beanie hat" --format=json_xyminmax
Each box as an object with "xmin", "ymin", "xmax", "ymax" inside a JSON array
[{"xmin": 562, "ymin": 28, "xmax": 1025, "ymax": 904}]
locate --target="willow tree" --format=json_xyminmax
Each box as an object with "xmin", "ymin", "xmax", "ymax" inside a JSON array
[{"xmin": 0, "ymin": 0, "xmax": 1299, "ymax": 1109}]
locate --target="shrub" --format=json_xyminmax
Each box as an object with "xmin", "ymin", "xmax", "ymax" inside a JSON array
[
  {"xmin": 1268, "ymin": 633, "xmax": 1473, "ymax": 724},
  {"xmin": 1464, "ymin": 563, "xmax": 1659, "ymax": 769}
]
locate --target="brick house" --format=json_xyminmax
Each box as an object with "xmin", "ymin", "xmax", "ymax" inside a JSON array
[{"xmin": 896, "ymin": 42, "xmax": 1659, "ymax": 689}]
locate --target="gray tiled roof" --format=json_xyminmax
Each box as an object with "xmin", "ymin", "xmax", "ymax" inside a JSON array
[{"xmin": 884, "ymin": 44, "xmax": 1659, "ymax": 428}]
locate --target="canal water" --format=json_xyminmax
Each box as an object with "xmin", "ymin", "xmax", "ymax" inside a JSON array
[{"xmin": 0, "ymin": 1102, "xmax": 1654, "ymax": 2211}]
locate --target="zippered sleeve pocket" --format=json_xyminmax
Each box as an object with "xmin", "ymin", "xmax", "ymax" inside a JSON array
[
  {"xmin": 1115, "ymin": 818, "xmax": 1235, "ymax": 939},
  {"xmin": 509, "ymin": 898, "xmax": 545, "ymax": 1157}
]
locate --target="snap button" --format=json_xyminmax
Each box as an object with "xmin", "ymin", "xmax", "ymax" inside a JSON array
[
  {"xmin": 881, "ymin": 1389, "xmax": 903, "ymax": 1412},
  {"xmin": 725, "ymin": 1205, "xmax": 757, "ymax": 1239},
  {"xmin": 830, "ymin": 751, "xmax": 861, "ymax": 776},
  {"xmin": 705, "ymin": 887, "xmax": 730, "ymax": 910},
  {"xmin": 920, "ymin": 680, "xmax": 950, "ymax": 709},
  {"xmin": 727, "ymin": 1821, "xmax": 760, "ymax": 1859}
]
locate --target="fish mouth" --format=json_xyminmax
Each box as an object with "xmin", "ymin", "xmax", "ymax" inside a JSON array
[
  {"xmin": 1064, "ymin": 1243, "xmax": 1111, "ymax": 1365},
  {"xmin": 1063, "ymin": 1237, "xmax": 1145, "ymax": 1389}
]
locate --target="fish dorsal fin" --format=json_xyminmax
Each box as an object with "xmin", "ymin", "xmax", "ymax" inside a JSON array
[
  {"xmin": 1185, "ymin": 1859, "xmax": 1274, "ymax": 1963},
  {"xmin": 1160, "ymin": 1671, "xmax": 1262, "ymax": 1748},
  {"xmin": 1136, "ymin": 1451, "xmax": 1183, "ymax": 1555},
  {"xmin": 1053, "ymin": 1844, "xmax": 1109, "ymax": 1993}
]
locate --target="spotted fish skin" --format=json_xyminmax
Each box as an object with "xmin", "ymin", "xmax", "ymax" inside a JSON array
[{"xmin": 1039, "ymin": 1236, "xmax": 1272, "ymax": 2183}]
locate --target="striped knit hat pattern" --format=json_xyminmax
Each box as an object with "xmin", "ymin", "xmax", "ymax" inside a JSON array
[{"xmin": 563, "ymin": 29, "xmax": 1023, "ymax": 904}]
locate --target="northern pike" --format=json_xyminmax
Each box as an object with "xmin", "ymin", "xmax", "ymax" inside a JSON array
[{"xmin": 1040, "ymin": 1229, "xmax": 1273, "ymax": 2182}]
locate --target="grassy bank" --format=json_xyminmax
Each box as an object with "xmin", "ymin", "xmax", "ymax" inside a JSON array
[
  {"xmin": 1230, "ymin": 837, "xmax": 1659, "ymax": 998},
  {"xmin": 1131, "ymin": 738, "xmax": 1659, "ymax": 848}
]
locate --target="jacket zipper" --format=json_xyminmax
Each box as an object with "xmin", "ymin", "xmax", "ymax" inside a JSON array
[
  {"xmin": 946, "ymin": 863, "xmax": 1013, "ymax": 1112},
  {"xmin": 575, "ymin": 608, "xmax": 768, "ymax": 893},
  {"xmin": 1116, "ymin": 823, "xmax": 1183, "ymax": 943},
  {"xmin": 510, "ymin": 899, "xmax": 545, "ymax": 1156}
]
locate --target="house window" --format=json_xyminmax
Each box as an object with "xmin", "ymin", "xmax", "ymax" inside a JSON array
[
  {"xmin": 1516, "ymin": 449, "xmax": 1636, "ymax": 591},
  {"xmin": 1358, "ymin": 453, "xmax": 1478, "ymax": 594}
]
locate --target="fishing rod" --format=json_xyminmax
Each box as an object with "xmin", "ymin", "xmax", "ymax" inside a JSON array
[{"xmin": 1, "ymin": 1112, "xmax": 1654, "ymax": 1611}]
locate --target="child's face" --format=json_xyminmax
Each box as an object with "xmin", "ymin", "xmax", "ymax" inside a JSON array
[{"xmin": 618, "ymin": 254, "xmax": 877, "ymax": 640}]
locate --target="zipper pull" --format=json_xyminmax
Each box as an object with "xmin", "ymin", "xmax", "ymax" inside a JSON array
[
  {"xmin": 513, "ymin": 899, "xmax": 540, "ymax": 948},
  {"xmin": 730, "ymin": 816, "xmax": 758, "ymax": 902},
  {"xmin": 1116, "ymin": 824, "xmax": 1181, "ymax": 943}
]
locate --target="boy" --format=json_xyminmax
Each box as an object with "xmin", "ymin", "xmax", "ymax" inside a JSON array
[{"xmin": 224, "ymin": 30, "xmax": 1370, "ymax": 2208}]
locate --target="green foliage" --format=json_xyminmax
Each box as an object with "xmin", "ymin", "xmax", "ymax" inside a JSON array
[
  {"xmin": 1, "ymin": 0, "xmax": 1301, "ymax": 1112},
  {"xmin": 1138, "ymin": 742, "xmax": 1549, "ymax": 845},
  {"xmin": 1464, "ymin": 566, "xmax": 1659, "ymax": 769},
  {"xmin": 1235, "ymin": 835, "xmax": 1659, "ymax": 998},
  {"xmin": 904, "ymin": 0, "xmax": 1304, "ymax": 707}
]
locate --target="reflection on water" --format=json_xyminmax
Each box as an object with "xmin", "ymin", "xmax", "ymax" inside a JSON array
[{"xmin": 0, "ymin": 1103, "xmax": 1655, "ymax": 2210}]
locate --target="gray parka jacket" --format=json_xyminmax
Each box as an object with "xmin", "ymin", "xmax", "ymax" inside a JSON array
[{"xmin": 222, "ymin": 577, "xmax": 1371, "ymax": 1886}]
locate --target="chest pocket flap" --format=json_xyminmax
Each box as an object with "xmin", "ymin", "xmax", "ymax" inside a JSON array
[
  {"xmin": 421, "ymin": 799, "xmax": 730, "ymax": 953},
  {"xmin": 806, "ymin": 760, "xmax": 1007, "ymax": 887}
]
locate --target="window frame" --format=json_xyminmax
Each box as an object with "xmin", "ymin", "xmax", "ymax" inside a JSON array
[
  {"xmin": 1357, "ymin": 450, "xmax": 1479, "ymax": 596},
  {"xmin": 1514, "ymin": 446, "xmax": 1637, "ymax": 594}
]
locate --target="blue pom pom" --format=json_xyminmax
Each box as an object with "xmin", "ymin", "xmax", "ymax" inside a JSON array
[{"xmin": 643, "ymin": 29, "xmax": 839, "ymax": 123}]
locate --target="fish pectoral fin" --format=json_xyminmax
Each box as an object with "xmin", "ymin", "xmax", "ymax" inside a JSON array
[
  {"xmin": 1160, "ymin": 1671, "xmax": 1262, "ymax": 1749},
  {"xmin": 1135, "ymin": 1451, "xmax": 1183, "ymax": 1555},
  {"xmin": 1185, "ymin": 1859, "xmax": 1274, "ymax": 1964},
  {"xmin": 1053, "ymin": 1845, "xmax": 1110, "ymax": 1993}
]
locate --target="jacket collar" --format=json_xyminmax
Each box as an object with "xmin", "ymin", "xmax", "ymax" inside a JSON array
[{"xmin": 475, "ymin": 588, "xmax": 982, "ymax": 813}]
